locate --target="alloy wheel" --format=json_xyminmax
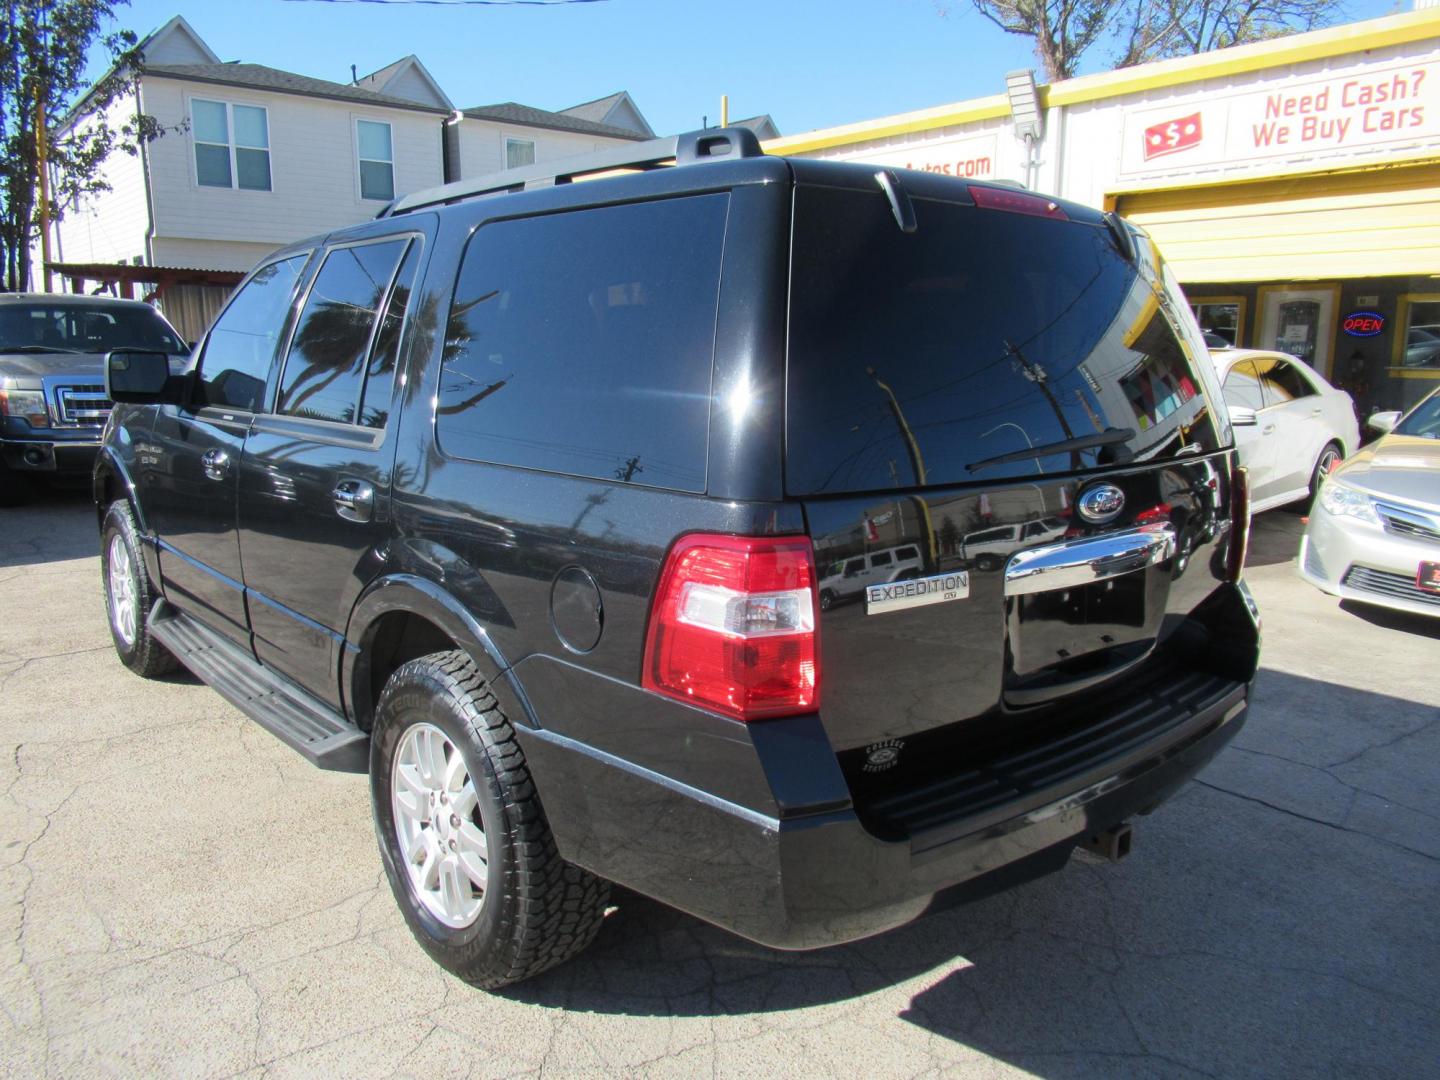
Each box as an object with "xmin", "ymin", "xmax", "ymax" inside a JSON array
[
  {"xmin": 106, "ymin": 534, "xmax": 138, "ymax": 647},
  {"xmin": 391, "ymin": 722, "xmax": 489, "ymax": 929}
]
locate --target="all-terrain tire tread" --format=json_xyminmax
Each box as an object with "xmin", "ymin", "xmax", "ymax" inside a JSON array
[
  {"xmin": 375, "ymin": 649, "xmax": 609, "ymax": 989},
  {"xmin": 102, "ymin": 500, "xmax": 179, "ymax": 678}
]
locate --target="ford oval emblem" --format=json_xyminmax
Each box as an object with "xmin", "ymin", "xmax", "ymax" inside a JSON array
[{"xmin": 1077, "ymin": 483, "xmax": 1126, "ymax": 524}]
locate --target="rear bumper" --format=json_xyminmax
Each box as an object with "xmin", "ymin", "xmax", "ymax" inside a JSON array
[
  {"xmin": 1, "ymin": 432, "xmax": 101, "ymax": 475},
  {"xmin": 516, "ymin": 668, "xmax": 1248, "ymax": 950}
]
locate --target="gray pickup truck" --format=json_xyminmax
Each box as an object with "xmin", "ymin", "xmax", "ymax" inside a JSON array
[{"xmin": 0, "ymin": 293, "xmax": 187, "ymax": 504}]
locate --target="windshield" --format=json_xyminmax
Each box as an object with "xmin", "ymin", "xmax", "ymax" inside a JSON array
[
  {"xmin": 786, "ymin": 185, "xmax": 1224, "ymax": 495},
  {"xmin": 0, "ymin": 302, "xmax": 185, "ymax": 355},
  {"xmin": 1394, "ymin": 392, "xmax": 1440, "ymax": 438}
]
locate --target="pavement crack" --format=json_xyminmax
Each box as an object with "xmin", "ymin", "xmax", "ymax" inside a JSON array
[{"xmin": 1194, "ymin": 779, "xmax": 1438, "ymax": 862}]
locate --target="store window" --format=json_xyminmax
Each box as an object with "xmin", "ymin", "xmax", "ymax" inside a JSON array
[
  {"xmin": 1190, "ymin": 298, "xmax": 1245, "ymax": 348},
  {"xmin": 1397, "ymin": 295, "xmax": 1440, "ymax": 370}
]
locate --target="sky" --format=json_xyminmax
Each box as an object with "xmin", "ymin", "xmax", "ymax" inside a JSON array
[{"xmin": 84, "ymin": 0, "xmax": 1407, "ymax": 139}]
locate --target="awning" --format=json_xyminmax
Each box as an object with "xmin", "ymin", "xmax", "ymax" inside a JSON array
[{"xmin": 1113, "ymin": 160, "xmax": 1440, "ymax": 283}]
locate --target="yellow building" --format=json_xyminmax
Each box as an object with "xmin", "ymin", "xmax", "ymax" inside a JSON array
[{"xmin": 766, "ymin": 9, "xmax": 1440, "ymax": 414}]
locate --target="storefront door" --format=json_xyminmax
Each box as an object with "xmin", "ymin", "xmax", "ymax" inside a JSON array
[{"xmin": 1258, "ymin": 287, "xmax": 1338, "ymax": 377}]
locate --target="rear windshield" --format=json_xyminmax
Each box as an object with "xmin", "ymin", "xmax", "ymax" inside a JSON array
[{"xmin": 786, "ymin": 185, "xmax": 1223, "ymax": 495}]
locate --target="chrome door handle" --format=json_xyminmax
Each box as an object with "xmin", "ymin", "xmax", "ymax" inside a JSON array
[
  {"xmin": 1004, "ymin": 523, "xmax": 1176, "ymax": 597},
  {"xmin": 201, "ymin": 448, "xmax": 230, "ymax": 481},
  {"xmin": 1262, "ymin": 424, "xmax": 1277, "ymax": 434},
  {"xmin": 332, "ymin": 479, "xmax": 374, "ymax": 523}
]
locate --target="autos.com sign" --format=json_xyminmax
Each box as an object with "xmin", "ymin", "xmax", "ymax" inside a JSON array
[
  {"xmin": 1119, "ymin": 59, "xmax": 1440, "ymax": 176},
  {"xmin": 823, "ymin": 133, "xmax": 999, "ymax": 180}
]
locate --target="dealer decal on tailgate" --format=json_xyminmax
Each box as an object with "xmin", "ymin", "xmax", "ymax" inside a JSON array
[{"xmin": 866, "ymin": 571, "xmax": 970, "ymax": 615}]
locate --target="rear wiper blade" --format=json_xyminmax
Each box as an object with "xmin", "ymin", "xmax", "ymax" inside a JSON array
[
  {"xmin": 874, "ymin": 169, "xmax": 917, "ymax": 234},
  {"xmin": 966, "ymin": 428, "xmax": 1136, "ymax": 472}
]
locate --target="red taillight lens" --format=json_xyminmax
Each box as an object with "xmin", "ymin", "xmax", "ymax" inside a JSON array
[
  {"xmin": 968, "ymin": 185, "xmax": 1069, "ymax": 220},
  {"xmin": 1227, "ymin": 466, "xmax": 1251, "ymax": 581},
  {"xmin": 642, "ymin": 534, "xmax": 820, "ymax": 721}
]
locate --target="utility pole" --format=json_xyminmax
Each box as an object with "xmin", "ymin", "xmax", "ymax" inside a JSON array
[{"xmin": 36, "ymin": 79, "xmax": 53, "ymax": 292}]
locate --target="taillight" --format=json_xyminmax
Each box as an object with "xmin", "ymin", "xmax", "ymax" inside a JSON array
[
  {"xmin": 642, "ymin": 533, "xmax": 819, "ymax": 721},
  {"xmin": 1226, "ymin": 466, "xmax": 1251, "ymax": 581},
  {"xmin": 968, "ymin": 185, "xmax": 1069, "ymax": 220}
]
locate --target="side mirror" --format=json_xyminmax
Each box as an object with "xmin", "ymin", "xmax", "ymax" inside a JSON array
[
  {"xmin": 106, "ymin": 349, "xmax": 176, "ymax": 404},
  {"xmin": 1366, "ymin": 410, "xmax": 1401, "ymax": 434},
  {"xmin": 1228, "ymin": 405, "xmax": 1258, "ymax": 427}
]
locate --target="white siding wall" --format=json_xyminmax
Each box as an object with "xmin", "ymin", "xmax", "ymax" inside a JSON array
[
  {"xmin": 53, "ymin": 89, "xmax": 151, "ymax": 270},
  {"xmin": 151, "ymin": 237, "xmax": 285, "ymax": 273},
  {"xmin": 454, "ymin": 119, "xmax": 629, "ymax": 179},
  {"xmin": 141, "ymin": 76, "xmax": 443, "ymax": 265},
  {"xmin": 384, "ymin": 66, "xmax": 448, "ymax": 110}
]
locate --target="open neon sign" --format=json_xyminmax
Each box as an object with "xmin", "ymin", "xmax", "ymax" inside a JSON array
[{"xmin": 1342, "ymin": 311, "xmax": 1385, "ymax": 337}]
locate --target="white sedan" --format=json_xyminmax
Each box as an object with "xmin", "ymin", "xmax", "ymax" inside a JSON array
[
  {"xmin": 1299, "ymin": 388, "xmax": 1440, "ymax": 619},
  {"xmin": 1213, "ymin": 348, "xmax": 1361, "ymax": 514}
]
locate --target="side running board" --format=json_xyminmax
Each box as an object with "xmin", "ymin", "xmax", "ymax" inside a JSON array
[{"xmin": 148, "ymin": 600, "xmax": 369, "ymax": 772}]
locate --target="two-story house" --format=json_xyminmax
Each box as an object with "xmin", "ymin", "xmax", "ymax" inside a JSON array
[{"xmin": 52, "ymin": 16, "xmax": 656, "ymax": 337}]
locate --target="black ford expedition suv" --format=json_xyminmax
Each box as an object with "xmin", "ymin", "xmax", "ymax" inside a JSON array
[{"xmin": 96, "ymin": 129, "xmax": 1259, "ymax": 988}]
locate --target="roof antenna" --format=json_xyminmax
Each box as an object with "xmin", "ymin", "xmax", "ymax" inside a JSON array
[{"xmin": 350, "ymin": 63, "xmax": 358, "ymax": 84}]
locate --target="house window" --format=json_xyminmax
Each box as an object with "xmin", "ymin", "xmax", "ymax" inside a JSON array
[
  {"xmin": 505, "ymin": 137, "xmax": 535, "ymax": 170},
  {"xmin": 192, "ymin": 99, "xmax": 271, "ymax": 191},
  {"xmin": 356, "ymin": 119, "xmax": 394, "ymax": 201}
]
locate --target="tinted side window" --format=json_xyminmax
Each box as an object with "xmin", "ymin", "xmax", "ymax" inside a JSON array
[
  {"xmin": 896, "ymin": 546, "xmax": 919, "ymax": 560},
  {"xmin": 1258, "ymin": 358, "xmax": 1316, "ymax": 404},
  {"xmin": 200, "ymin": 254, "xmax": 308, "ymax": 410},
  {"xmin": 361, "ymin": 240, "xmax": 422, "ymax": 429},
  {"xmin": 435, "ymin": 194, "xmax": 727, "ymax": 492},
  {"xmin": 277, "ymin": 240, "xmax": 408, "ymax": 424},
  {"xmin": 1222, "ymin": 360, "xmax": 1266, "ymax": 411},
  {"xmin": 871, "ymin": 551, "xmax": 893, "ymax": 567}
]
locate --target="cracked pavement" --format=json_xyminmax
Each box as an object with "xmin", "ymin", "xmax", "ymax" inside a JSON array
[{"xmin": 2, "ymin": 492, "xmax": 1437, "ymax": 1078}]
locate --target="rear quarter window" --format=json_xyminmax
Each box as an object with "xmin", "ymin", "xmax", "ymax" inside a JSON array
[{"xmin": 434, "ymin": 194, "xmax": 728, "ymax": 492}]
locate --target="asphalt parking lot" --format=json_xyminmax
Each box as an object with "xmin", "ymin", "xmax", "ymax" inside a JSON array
[{"xmin": 3, "ymin": 490, "xmax": 1437, "ymax": 1079}]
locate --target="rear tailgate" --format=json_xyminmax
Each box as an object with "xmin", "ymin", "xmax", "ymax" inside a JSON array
[{"xmin": 786, "ymin": 172, "xmax": 1238, "ymax": 760}]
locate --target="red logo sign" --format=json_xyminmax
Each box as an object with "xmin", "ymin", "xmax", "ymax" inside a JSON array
[{"xmin": 1143, "ymin": 112, "xmax": 1204, "ymax": 160}]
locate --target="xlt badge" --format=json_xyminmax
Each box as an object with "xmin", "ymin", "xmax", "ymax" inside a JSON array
[{"xmin": 866, "ymin": 570, "xmax": 969, "ymax": 615}]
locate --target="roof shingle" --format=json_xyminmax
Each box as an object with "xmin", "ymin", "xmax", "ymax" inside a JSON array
[
  {"xmin": 145, "ymin": 63, "xmax": 451, "ymax": 114},
  {"xmin": 461, "ymin": 101, "xmax": 648, "ymax": 141}
]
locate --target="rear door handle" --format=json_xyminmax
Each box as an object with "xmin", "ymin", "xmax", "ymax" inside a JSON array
[
  {"xmin": 332, "ymin": 479, "xmax": 374, "ymax": 523},
  {"xmin": 201, "ymin": 448, "xmax": 230, "ymax": 481},
  {"xmin": 1004, "ymin": 524, "xmax": 1177, "ymax": 597},
  {"xmin": 1262, "ymin": 424, "xmax": 1277, "ymax": 435}
]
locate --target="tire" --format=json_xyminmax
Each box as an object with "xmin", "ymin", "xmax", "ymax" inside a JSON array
[
  {"xmin": 1304, "ymin": 441, "xmax": 1343, "ymax": 511},
  {"xmin": 975, "ymin": 554, "xmax": 1000, "ymax": 573},
  {"xmin": 100, "ymin": 500, "xmax": 178, "ymax": 677},
  {"xmin": 820, "ymin": 588, "xmax": 836, "ymax": 612},
  {"xmin": 370, "ymin": 650, "xmax": 610, "ymax": 989},
  {"xmin": 0, "ymin": 458, "xmax": 34, "ymax": 508}
]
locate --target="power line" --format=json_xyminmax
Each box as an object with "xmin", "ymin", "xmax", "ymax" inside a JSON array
[{"xmin": 281, "ymin": 0, "xmax": 608, "ymax": 6}]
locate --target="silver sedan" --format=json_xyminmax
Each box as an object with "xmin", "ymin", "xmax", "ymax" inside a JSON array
[{"xmin": 1299, "ymin": 388, "xmax": 1440, "ymax": 618}]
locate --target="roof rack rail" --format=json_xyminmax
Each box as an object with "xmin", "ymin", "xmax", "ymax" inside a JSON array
[{"xmin": 382, "ymin": 126, "xmax": 764, "ymax": 218}]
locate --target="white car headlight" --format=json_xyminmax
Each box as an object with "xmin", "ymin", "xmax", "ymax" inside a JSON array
[
  {"xmin": 0, "ymin": 387, "xmax": 49, "ymax": 427},
  {"xmin": 1318, "ymin": 479, "xmax": 1379, "ymax": 523}
]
